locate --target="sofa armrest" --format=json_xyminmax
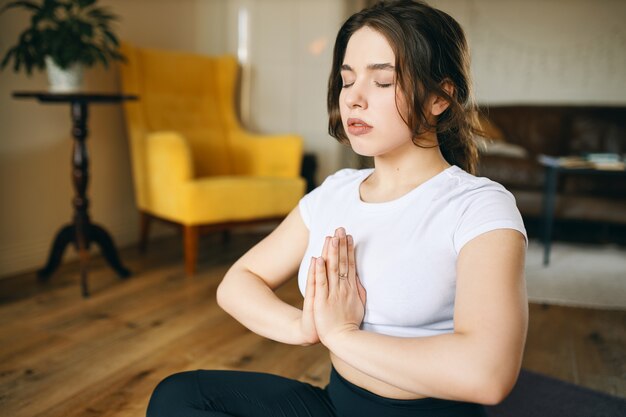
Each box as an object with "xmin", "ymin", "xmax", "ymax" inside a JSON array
[
  {"xmin": 477, "ymin": 155, "xmax": 544, "ymax": 190},
  {"xmin": 230, "ymin": 130, "xmax": 303, "ymax": 177}
]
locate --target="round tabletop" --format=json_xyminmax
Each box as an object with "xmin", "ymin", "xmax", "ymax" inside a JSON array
[{"xmin": 13, "ymin": 91, "xmax": 138, "ymax": 103}]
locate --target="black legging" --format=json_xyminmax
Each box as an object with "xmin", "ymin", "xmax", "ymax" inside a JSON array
[{"xmin": 147, "ymin": 366, "xmax": 488, "ymax": 417}]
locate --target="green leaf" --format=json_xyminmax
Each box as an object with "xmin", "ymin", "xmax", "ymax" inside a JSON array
[
  {"xmin": 0, "ymin": 46, "xmax": 18, "ymax": 70},
  {"xmin": 102, "ymin": 29, "xmax": 119, "ymax": 46},
  {"xmin": 77, "ymin": 0, "xmax": 97, "ymax": 8},
  {"xmin": 87, "ymin": 7, "xmax": 118, "ymax": 22},
  {"xmin": 93, "ymin": 47, "xmax": 107, "ymax": 67},
  {"xmin": 77, "ymin": 20, "xmax": 93, "ymax": 37},
  {"xmin": 40, "ymin": 0, "xmax": 61, "ymax": 19},
  {"xmin": 109, "ymin": 49, "xmax": 126, "ymax": 63},
  {"xmin": 14, "ymin": 53, "xmax": 23, "ymax": 73},
  {"xmin": 0, "ymin": 1, "xmax": 42, "ymax": 15}
]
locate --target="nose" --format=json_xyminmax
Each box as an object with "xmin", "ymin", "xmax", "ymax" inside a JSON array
[{"xmin": 343, "ymin": 82, "xmax": 367, "ymax": 109}]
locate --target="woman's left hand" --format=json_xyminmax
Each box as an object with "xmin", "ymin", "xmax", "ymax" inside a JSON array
[{"xmin": 313, "ymin": 227, "xmax": 367, "ymax": 345}]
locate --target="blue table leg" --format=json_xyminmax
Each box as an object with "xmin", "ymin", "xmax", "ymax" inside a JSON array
[{"xmin": 541, "ymin": 166, "xmax": 559, "ymax": 266}]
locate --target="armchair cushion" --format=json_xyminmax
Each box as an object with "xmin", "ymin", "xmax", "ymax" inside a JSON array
[{"xmin": 178, "ymin": 176, "xmax": 306, "ymax": 225}]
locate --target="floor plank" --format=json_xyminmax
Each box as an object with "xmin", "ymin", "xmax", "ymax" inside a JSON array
[{"xmin": 0, "ymin": 232, "xmax": 623, "ymax": 417}]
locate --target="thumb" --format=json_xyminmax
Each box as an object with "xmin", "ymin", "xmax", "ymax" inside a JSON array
[{"xmin": 356, "ymin": 275, "xmax": 367, "ymax": 306}]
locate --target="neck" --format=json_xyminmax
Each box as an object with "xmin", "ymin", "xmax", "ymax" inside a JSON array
[{"xmin": 366, "ymin": 135, "xmax": 451, "ymax": 190}]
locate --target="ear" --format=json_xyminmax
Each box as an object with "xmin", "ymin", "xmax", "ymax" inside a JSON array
[{"xmin": 429, "ymin": 80, "xmax": 455, "ymax": 117}]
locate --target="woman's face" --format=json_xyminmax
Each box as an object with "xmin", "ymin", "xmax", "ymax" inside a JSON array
[{"xmin": 339, "ymin": 26, "xmax": 414, "ymax": 158}]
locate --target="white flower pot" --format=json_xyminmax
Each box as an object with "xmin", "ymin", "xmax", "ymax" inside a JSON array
[{"xmin": 45, "ymin": 56, "xmax": 84, "ymax": 92}]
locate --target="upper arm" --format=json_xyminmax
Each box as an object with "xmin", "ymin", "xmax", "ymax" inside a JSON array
[
  {"xmin": 453, "ymin": 229, "xmax": 528, "ymax": 388},
  {"xmin": 226, "ymin": 205, "xmax": 309, "ymax": 290}
]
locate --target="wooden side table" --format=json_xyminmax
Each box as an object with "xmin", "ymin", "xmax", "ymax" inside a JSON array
[
  {"xmin": 13, "ymin": 91, "xmax": 138, "ymax": 297},
  {"xmin": 538, "ymin": 155, "xmax": 626, "ymax": 266}
]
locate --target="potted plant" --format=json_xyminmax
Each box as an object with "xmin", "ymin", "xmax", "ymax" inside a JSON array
[{"xmin": 0, "ymin": 0, "xmax": 125, "ymax": 92}]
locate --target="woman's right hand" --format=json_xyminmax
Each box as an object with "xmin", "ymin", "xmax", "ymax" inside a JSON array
[{"xmin": 300, "ymin": 236, "xmax": 330, "ymax": 346}]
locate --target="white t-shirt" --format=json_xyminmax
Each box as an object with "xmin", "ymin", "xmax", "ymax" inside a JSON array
[{"xmin": 297, "ymin": 165, "xmax": 527, "ymax": 338}]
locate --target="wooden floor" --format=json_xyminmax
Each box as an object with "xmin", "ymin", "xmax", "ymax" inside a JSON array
[{"xmin": 0, "ymin": 232, "xmax": 624, "ymax": 417}]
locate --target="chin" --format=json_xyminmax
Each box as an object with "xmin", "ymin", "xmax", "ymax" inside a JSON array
[
  {"xmin": 347, "ymin": 138, "xmax": 379, "ymax": 158},
  {"xmin": 348, "ymin": 145, "xmax": 377, "ymax": 158},
  {"xmin": 350, "ymin": 143, "xmax": 390, "ymax": 159}
]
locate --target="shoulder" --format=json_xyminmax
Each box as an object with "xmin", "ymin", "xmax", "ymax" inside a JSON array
[
  {"xmin": 438, "ymin": 166, "xmax": 527, "ymax": 253},
  {"xmin": 437, "ymin": 166, "xmax": 516, "ymax": 206}
]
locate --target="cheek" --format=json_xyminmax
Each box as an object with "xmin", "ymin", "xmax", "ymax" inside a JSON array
[
  {"xmin": 377, "ymin": 93, "xmax": 410, "ymax": 130},
  {"xmin": 339, "ymin": 91, "xmax": 351, "ymax": 126},
  {"xmin": 391, "ymin": 90, "xmax": 411, "ymax": 123}
]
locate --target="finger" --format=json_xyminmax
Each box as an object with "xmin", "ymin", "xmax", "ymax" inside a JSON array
[
  {"xmin": 321, "ymin": 236, "xmax": 330, "ymax": 260},
  {"xmin": 337, "ymin": 228, "xmax": 349, "ymax": 284},
  {"xmin": 304, "ymin": 256, "xmax": 316, "ymax": 304},
  {"xmin": 327, "ymin": 236, "xmax": 339, "ymax": 292},
  {"xmin": 347, "ymin": 234, "xmax": 357, "ymax": 286},
  {"xmin": 315, "ymin": 257, "xmax": 329, "ymax": 299}
]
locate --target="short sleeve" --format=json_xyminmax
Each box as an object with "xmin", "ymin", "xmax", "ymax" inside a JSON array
[
  {"xmin": 453, "ymin": 186, "xmax": 527, "ymax": 254},
  {"xmin": 298, "ymin": 187, "xmax": 321, "ymax": 229},
  {"xmin": 298, "ymin": 168, "xmax": 359, "ymax": 230}
]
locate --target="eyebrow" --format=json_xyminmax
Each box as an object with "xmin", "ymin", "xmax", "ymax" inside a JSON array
[{"xmin": 340, "ymin": 63, "xmax": 395, "ymax": 72}]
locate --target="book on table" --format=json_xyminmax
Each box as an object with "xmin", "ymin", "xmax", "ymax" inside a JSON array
[{"xmin": 539, "ymin": 154, "xmax": 625, "ymax": 170}]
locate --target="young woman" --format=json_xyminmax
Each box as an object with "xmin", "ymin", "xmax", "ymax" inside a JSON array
[{"xmin": 147, "ymin": 1, "xmax": 527, "ymax": 416}]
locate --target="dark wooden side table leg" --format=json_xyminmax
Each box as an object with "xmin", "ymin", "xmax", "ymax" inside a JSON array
[
  {"xmin": 71, "ymin": 100, "xmax": 93, "ymax": 296},
  {"xmin": 90, "ymin": 224, "xmax": 131, "ymax": 278},
  {"xmin": 541, "ymin": 166, "xmax": 559, "ymax": 266},
  {"xmin": 37, "ymin": 224, "xmax": 75, "ymax": 279},
  {"xmin": 69, "ymin": 100, "xmax": 131, "ymax": 297}
]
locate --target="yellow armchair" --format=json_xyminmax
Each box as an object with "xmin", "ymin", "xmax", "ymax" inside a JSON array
[{"xmin": 119, "ymin": 42, "xmax": 306, "ymax": 275}]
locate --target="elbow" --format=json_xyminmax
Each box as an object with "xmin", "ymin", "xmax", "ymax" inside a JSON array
[
  {"xmin": 474, "ymin": 382, "xmax": 513, "ymax": 406},
  {"xmin": 468, "ymin": 369, "xmax": 519, "ymax": 406},
  {"xmin": 216, "ymin": 273, "xmax": 233, "ymax": 312},
  {"xmin": 216, "ymin": 281, "xmax": 226, "ymax": 310}
]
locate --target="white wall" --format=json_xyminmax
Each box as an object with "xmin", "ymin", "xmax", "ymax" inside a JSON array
[
  {"xmin": 1, "ymin": 0, "xmax": 625, "ymax": 278},
  {"xmin": 432, "ymin": 0, "xmax": 626, "ymax": 105}
]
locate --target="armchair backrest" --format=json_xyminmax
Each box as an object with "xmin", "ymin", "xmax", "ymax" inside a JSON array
[{"xmin": 119, "ymin": 42, "xmax": 243, "ymax": 207}]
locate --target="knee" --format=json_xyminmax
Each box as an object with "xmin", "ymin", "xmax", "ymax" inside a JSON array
[{"xmin": 147, "ymin": 371, "xmax": 199, "ymax": 417}]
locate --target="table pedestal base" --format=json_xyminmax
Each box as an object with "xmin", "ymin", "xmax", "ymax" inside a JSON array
[{"xmin": 37, "ymin": 223, "xmax": 131, "ymax": 297}]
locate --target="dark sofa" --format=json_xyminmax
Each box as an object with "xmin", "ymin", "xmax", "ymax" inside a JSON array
[{"xmin": 475, "ymin": 105, "xmax": 626, "ymax": 225}]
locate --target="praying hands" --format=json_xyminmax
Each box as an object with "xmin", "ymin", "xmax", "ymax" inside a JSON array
[{"xmin": 300, "ymin": 227, "xmax": 367, "ymax": 347}]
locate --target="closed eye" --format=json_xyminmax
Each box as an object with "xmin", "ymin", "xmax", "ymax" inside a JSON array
[{"xmin": 342, "ymin": 81, "xmax": 394, "ymax": 89}]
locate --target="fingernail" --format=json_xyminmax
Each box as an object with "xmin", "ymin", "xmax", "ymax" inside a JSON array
[
  {"xmin": 336, "ymin": 227, "xmax": 346, "ymax": 236},
  {"xmin": 316, "ymin": 257, "xmax": 324, "ymax": 266},
  {"xmin": 347, "ymin": 235, "xmax": 353, "ymax": 245},
  {"xmin": 332, "ymin": 237, "xmax": 338, "ymax": 247}
]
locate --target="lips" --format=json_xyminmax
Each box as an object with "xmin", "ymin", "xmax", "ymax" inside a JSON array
[{"xmin": 346, "ymin": 118, "xmax": 373, "ymax": 136}]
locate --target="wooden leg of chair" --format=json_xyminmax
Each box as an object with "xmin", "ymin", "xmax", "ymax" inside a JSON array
[
  {"xmin": 139, "ymin": 212, "xmax": 152, "ymax": 253},
  {"xmin": 184, "ymin": 225, "xmax": 199, "ymax": 276},
  {"xmin": 221, "ymin": 230, "xmax": 231, "ymax": 245}
]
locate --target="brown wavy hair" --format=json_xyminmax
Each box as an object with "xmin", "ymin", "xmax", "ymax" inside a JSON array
[{"xmin": 328, "ymin": 0, "xmax": 483, "ymax": 174}]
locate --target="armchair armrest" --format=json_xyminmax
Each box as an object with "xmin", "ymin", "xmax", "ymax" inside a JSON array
[
  {"xmin": 229, "ymin": 130, "xmax": 303, "ymax": 177},
  {"xmin": 146, "ymin": 131, "xmax": 194, "ymax": 186}
]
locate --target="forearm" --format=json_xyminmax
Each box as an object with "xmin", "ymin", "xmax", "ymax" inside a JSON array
[
  {"xmin": 326, "ymin": 329, "xmax": 518, "ymax": 405},
  {"xmin": 217, "ymin": 269, "xmax": 306, "ymax": 345}
]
